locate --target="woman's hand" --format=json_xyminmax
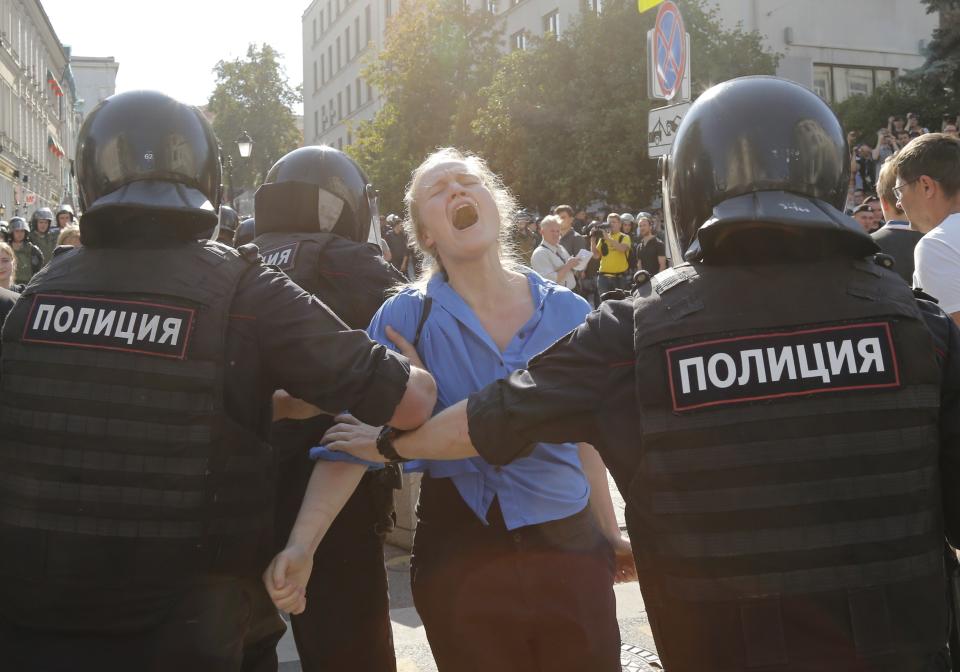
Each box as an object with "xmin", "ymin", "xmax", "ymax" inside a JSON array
[
  {"xmin": 263, "ymin": 544, "xmax": 314, "ymax": 615},
  {"xmin": 322, "ymin": 413, "xmax": 387, "ymax": 463},
  {"xmin": 608, "ymin": 533, "xmax": 638, "ymax": 584},
  {"xmin": 385, "ymin": 325, "xmax": 426, "ymax": 370}
]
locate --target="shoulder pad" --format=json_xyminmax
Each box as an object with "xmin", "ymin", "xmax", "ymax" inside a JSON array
[
  {"xmin": 652, "ymin": 264, "xmax": 697, "ymax": 295},
  {"xmin": 52, "ymin": 245, "xmax": 74, "ymax": 257},
  {"xmin": 236, "ymin": 243, "xmax": 260, "ymax": 263},
  {"xmin": 872, "ymin": 253, "xmax": 896, "ymax": 272}
]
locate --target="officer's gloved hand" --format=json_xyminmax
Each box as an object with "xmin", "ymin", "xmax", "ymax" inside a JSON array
[{"xmin": 263, "ymin": 546, "xmax": 313, "ymax": 615}]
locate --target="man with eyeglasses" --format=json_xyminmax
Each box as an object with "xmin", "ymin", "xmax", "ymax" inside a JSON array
[{"xmin": 893, "ymin": 133, "xmax": 960, "ymax": 325}]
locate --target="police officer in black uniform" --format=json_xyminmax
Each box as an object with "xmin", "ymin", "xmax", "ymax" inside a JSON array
[
  {"xmin": 329, "ymin": 77, "xmax": 960, "ymax": 672},
  {"xmin": 253, "ymin": 145, "xmax": 406, "ymax": 672},
  {"xmin": 0, "ymin": 90, "xmax": 436, "ymax": 672},
  {"xmin": 235, "ymin": 217, "xmax": 256, "ymax": 247},
  {"xmin": 216, "ymin": 205, "xmax": 241, "ymax": 246}
]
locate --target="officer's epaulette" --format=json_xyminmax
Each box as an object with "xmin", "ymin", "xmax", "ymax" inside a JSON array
[{"xmin": 652, "ymin": 264, "xmax": 697, "ymax": 295}]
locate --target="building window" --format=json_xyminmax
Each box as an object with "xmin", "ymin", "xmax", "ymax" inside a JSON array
[
  {"xmin": 347, "ymin": 130, "xmax": 352, "ymax": 145},
  {"xmin": 486, "ymin": 0, "xmax": 497, "ymax": 12},
  {"xmin": 321, "ymin": 54, "xmax": 326, "ymax": 84},
  {"xmin": 328, "ymin": 0, "xmax": 332, "ymax": 24},
  {"xmin": 322, "ymin": 107, "xmax": 328, "ymax": 130},
  {"xmin": 356, "ymin": 77, "xmax": 362, "ymax": 107},
  {"xmin": 812, "ymin": 65, "xmax": 832, "ymax": 102},
  {"xmin": 336, "ymin": 0, "xmax": 341, "ymax": 15},
  {"xmin": 314, "ymin": 110, "xmax": 319, "ymax": 137},
  {"xmin": 313, "ymin": 18, "xmax": 318, "ymax": 43},
  {"xmin": 510, "ymin": 0, "xmax": 521, "ymax": 6},
  {"xmin": 813, "ymin": 63, "xmax": 896, "ymax": 104},
  {"xmin": 365, "ymin": 5, "xmax": 372, "ymax": 45},
  {"xmin": 330, "ymin": 99, "xmax": 335, "ymax": 121},
  {"xmin": 367, "ymin": 81, "xmax": 373, "ymax": 101},
  {"xmin": 336, "ymin": 36, "xmax": 342, "ymax": 70},
  {"xmin": 320, "ymin": 10, "xmax": 325, "ymax": 33},
  {"xmin": 337, "ymin": 91, "xmax": 343, "ymax": 119},
  {"xmin": 543, "ymin": 9, "xmax": 559, "ymax": 36},
  {"xmin": 585, "ymin": 0, "xmax": 603, "ymax": 14},
  {"xmin": 328, "ymin": 45, "xmax": 333, "ymax": 78},
  {"xmin": 385, "ymin": 0, "xmax": 392, "ymax": 19},
  {"xmin": 354, "ymin": 17, "xmax": 361, "ymax": 53},
  {"xmin": 346, "ymin": 27, "xmax": 351, "ymax": 60},
  {"xmin": 510, "ymin": 30, "xmax": 527, "ymax": 51},
  {"xmin": 338, "ymin": 137, "xmax": 343, "ymax": 150},
  {"xmin": 347, "ymin": 84, "xmax": 352, "ymax": 114},
  {"xmin": 314, "ymin": 61, "xmax": 320, "ymax": 92}
]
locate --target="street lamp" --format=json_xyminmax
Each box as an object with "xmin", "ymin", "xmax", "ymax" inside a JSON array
[{"xmin": 236, "ymin": 131, "xmax": 253, "ymax": 159}]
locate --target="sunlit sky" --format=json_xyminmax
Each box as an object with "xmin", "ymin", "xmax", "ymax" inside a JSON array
[{"xmin": 42, "ymin": 0, "xmax": 306, "ymax": 115}]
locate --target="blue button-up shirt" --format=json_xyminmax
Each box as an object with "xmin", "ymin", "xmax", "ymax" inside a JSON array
[{"xmin": 369, "ymin": 271, "xmax": 592, "ymax": 529}]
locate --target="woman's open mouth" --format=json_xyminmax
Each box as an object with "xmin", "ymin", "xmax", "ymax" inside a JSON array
[{"xmin": 452, "ymin": 203, "xmax": 479, "ymax": 230}]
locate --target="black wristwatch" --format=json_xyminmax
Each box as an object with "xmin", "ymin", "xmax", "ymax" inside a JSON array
[{"xmin": 376, "ymin": 425, "xmax": 408, "ymax": 463}]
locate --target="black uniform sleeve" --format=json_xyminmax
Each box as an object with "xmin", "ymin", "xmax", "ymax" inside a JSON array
[
  {"xmin": 919, "ymin": 299, "xmax": 960, "ymax": 547},
  {"xmin": 467, "ymin": 297, "xmax": 636, "ymax": 466},
  {"xmin": 236, "ymin": 264, "xmax": 411, "ymax": 427}
]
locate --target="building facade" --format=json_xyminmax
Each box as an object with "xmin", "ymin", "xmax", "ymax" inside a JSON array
[
  {"xmin": 0, "ymin": 0, "xmax": 83, "ymax": 217},
  {"xmin": 71, "ymin": 55, "xmax": 118, "ymax": 120},
  {"xmin": 713, "ymin": 0, "xmax": 938, "ymax": 105},
  {"xmin": 303, "ymin": 0, "xmax": 939, "ymax": 150}
]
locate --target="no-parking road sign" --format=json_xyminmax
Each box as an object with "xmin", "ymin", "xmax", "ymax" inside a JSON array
[{"xmin": 650, "ymin": 1, "xmax": 687, "ymax": 101}]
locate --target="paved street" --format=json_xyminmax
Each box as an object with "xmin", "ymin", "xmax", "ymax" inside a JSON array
[{"xmin": 276, "ymin": 473, "xmax": 661, "ymax": 671}]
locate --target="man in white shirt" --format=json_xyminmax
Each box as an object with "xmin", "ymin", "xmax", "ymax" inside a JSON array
[
  {"xmin": 531, "ymin": 215, "xmax": 578, "ymax": 290},
  {"xmin": 893, "ymin": 133, "xmax": 960, "ymax": 325}
]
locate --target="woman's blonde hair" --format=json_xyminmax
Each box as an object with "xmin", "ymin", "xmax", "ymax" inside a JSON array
[
  {"xmin": 402, "ymin": 147, "xmax": 522, "ymax": 288},
  {"xmin": 0, "ymin": 241, "xmax": 16, "ymax": 287},
  {"xmin": 57, "ymin": 224, "xmax": 80, "ymax": 246}
]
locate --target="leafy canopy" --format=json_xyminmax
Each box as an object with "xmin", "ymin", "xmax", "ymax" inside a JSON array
[{"xmin": 208, "ymin": 44, "xmax": 302, "ymax": 199}]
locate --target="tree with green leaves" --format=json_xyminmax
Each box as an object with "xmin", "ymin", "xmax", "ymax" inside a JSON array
[
  {"xmin": 208, "ymin": 44, "xmax": 302, "ymax": 202},
  {"xmin": 348, "ymin": 0, "xmax": 503, "ymax": 214},
  {"xmin": 473, "ymin": 0, "xmax": 779, "ymax": 210},
  {"xmin": 907, "ymin": 0, "xmax": 960, "ymax": 97}
]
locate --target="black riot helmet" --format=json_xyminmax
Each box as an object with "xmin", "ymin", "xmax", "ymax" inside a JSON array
[
  {"xmin": 8, "ymin": 217, "xmax": 28, "ymax": 233},
  {"xmin": 254, "ymin": 145, "xmax": 377, "ymax": 244},
  {"xmin": 214, "ymin": 205, "xmax": 240, "ymax": 245},
  {"xmin": 663, "ymin": 76, "xmax": 875, "ymax": 263},
  {"xmin": 75, "ymin": 90, "xmax": 222, "ymax": 243},
  {"xmin": 234, "ymin": 217, "xmax": 256, "ymax": 247}
]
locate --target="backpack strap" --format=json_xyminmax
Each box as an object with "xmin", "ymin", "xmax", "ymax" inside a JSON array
[{"xmin": 412, "ymin": 296, "xmax": 433, "ymax": 349}]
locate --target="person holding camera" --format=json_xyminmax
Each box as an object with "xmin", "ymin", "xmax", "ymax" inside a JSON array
[
  {"xmin": 873, "ymin": 128, "xmax": 897, "ymax": 168},
  {"xmin": 590, "ymin": 212, "xmax": 632, "ymax": 295}
]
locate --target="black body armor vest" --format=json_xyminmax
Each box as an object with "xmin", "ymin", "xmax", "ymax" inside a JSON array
[
  {"xmin": 254, "ymin": 231, "xmax": 403, "ymax": 329},
  {"xmin": 629, "ymin": 258, "xmax": 947, "ymax": 672},
  {"xmin": 0, "ymin": 241, "xmax": 273, "ymax": 580}
]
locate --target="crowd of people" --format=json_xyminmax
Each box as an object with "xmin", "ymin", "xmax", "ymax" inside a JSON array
[
  {"xmin": 0, "ymin": 204, "xmax": 80, "ymax": 291},
  {"xmin": 507, "ymin": 205, "xmax": 667, "ymax": 306}
]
